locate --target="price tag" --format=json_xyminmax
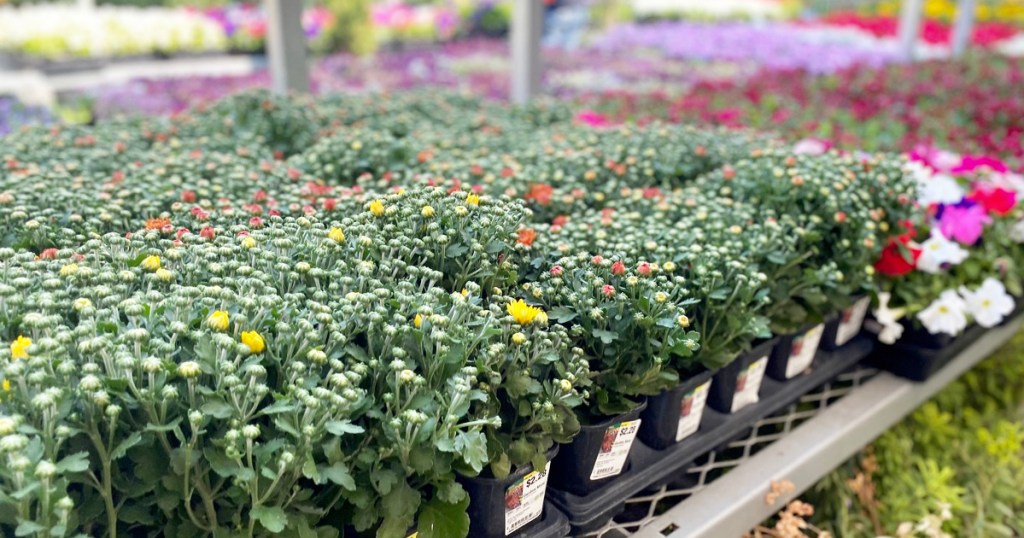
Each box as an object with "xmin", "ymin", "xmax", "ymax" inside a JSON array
[
  {"xmin": 589, "ymin": 419, "xmax": 641, "ymax": 480},
  {"xmin": 731, "ymin": 357, "xmax": 768, "ymax": 412},
  {"xmin": 676, "ymin": 380, "xmax": 711, "ymax": 442},
  {"xmin": 784, "ymin": 324, "xmax": 824, "ymax": 379},
  {"xmin": 505, "ymin": 462, "xmax": 551, "ymax": 535},
  {"xmin": 835, "ymin": 297, "xmax": 871, "ymax": 347}
]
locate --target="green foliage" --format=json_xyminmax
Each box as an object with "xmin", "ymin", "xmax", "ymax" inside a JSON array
[
  {"xmin": 323, "ymin": 0, "xmax": 376, "ymax": 55},
  {"xmin": 807, "ymin": 329, "xmax": 1024, "ymax": 537}
]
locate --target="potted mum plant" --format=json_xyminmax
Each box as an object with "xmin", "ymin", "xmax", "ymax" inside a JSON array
[{"xmin": 532, "ymin": 253, "xmax": 700, "ymax": 494}]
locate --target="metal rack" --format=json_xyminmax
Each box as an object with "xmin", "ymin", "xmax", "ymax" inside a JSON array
[{"xmin": 581, "ymin": 315, "xmax": 1023, "ymax": 538}]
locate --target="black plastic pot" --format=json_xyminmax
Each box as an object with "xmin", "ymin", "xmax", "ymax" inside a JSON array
[
  {"xmin": 638, "ymin": 368, "xmax": 716, "ymax": 450},
  {"xmin": 868, "ymin": 322, "xmax": 986, "ymax": 381},
  {"xmin": 821, "ymin": 297, "xmax": 872, "ymax": 350},
  {"xmin": 549, "ymin": 400, "xmax": 648, "ymax": 496},
  {"xmin": 707, "ymin": 338, "xmax": 778, "ymax": 414},
  {"xmin": 546, "ymin": 335, "xmax": 875, "ymax": 536},
  {"xmin": 459, "ymin": 445, "xmax": 559, "ymax": 538},
  {"xmin": 767, "ymin": 322, "xmax": 826, "ymax": 381}
]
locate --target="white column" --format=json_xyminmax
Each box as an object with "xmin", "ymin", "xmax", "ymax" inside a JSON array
[
  {"xmin": 511, "ymin": 0, "xmax": 543, "ymax": 104},
  {"xmin": 265, "ymin": 0, "xmax": 310, "ymax": 94},
  {"xmin": 951, "ymin": 0, "xmax": 977, "ymax": 57},
  {"xmin": 897, "ymin": 0, "xmax": 924, "ymax": 61}
]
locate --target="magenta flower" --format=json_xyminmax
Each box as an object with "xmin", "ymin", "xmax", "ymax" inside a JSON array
[
  {"xmin": 938, "ymin": 203, "xmax": 991, "ymax": 245},
  {"xmin": 951, "ymin": 154, "xmax": 1009, "ymax": 174},
  {"xmin": 575, "ymin": 110, "xmax": 612, "ymax": 128}
]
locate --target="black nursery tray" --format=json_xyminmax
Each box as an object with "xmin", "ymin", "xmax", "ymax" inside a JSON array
[
  {"xmin": 514, "ymin": 503, "xmax": 570, "ymax": 538},
  {"xmin": 867, "ymin": 322, "xmax": 988, "ymax": 382},
  {"xmin": 546, "ymin": 336, "xmax": 875, "ymax": 535}
]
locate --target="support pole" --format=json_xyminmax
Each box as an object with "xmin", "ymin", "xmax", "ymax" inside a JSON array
[
  {"xmin": 265, "ymin": 0, "xmax": 309, "ymax": 94},
  {"xmin": 511, "ymin": 0, "xmax": 542, "ymax": 104},
  {"xmin": 951, "ymin": 0, "xmax": 977, "ymax": 57},
  {"xmin": 897, "ymin": 0, "xmax": 924, "ymax": 61}
]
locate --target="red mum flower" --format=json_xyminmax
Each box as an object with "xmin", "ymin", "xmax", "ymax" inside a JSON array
[{"xmin": 524, "ymin": 183, "xmax": 554, "ymax": 206}]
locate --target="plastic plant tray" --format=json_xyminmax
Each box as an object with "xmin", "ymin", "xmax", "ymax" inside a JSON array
[
  {"xmin": 515, "ymin": 503, "xmax": 571, "ymax": 538},
  {"xmin": 546, "ymin": 336, "xmax": 875, "ymax": 534}
]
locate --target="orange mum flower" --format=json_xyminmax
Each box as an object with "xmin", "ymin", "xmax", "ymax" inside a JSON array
[
  {"xmin": 144, "ymin": 218, "xmax": 172, "ymax": 230},
  {"xmin": 517, "ymin": 228, "xmax": 537, "ymax": 247}
]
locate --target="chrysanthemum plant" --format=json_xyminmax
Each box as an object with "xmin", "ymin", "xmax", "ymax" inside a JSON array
[
  {"xmin": 531, "ymin": 253, "xmax": 700, "ymax": 419},
  {"xmin": 696, "ymin": 149, "xmax": 919, "ymax": 327}
]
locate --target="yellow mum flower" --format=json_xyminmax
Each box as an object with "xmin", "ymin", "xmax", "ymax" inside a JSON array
[
  {"xmin": 466, "ymin": 193, "xmax": 480, "ymax": 206},
  {"xmin": 328, "ymin": 227, "xmax": 346, "ymax": 243},
  {"xmin": 10, "ymin": 336, "xmax": 30, "ymax": 360},
  {"xmin": 507, "ymin": 299, "xmax": 544, "ymax": 326},
  {"xmin": 141, "ymin": 255, "xmax": 161, "ymax": 271},
  {"xmin": 2, "ymin": 379, "xmax": 9, "ymax": 392},
  {"xmin": 59, "ymin": 264, "xmax": 79, "ymax": 277},
  {"xmin": 241, "ymin": 236, "xmax": 257, "ymax": 249},
  {"xmin": 421, "ymin": 205, "xmax": 435, "ymax": 218},
  {"xmin": 240, "ymin": 331, "xmax": 265, "ymax": 354},
  {"xmin": 414, "ymin": 314, "xmax": 423, "ymax": 328},
  {"xmin": 369, "ymin": 199, "xmax": 385, "ymax": 217},
  {"xmin": 208, "ymin": 311, "xmax": 230, "ymax": 332},
  {"xmin": 155, "ymin": 269, "xmax": 173, "ymax": 282}
]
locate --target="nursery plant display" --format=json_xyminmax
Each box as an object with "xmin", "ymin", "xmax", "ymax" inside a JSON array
[
  {"xmin": 592, "ymin": 54, "xmax": 1024, "ymax": 173},
  {"xmin": 0, "ymin": 88, "xmax": 939, "ymax": 537},
  {"xmin": 0, "ymin": 5, "xmax": 227, "ymax": 60}
]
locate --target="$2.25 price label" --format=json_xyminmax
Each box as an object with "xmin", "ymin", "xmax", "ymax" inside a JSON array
[{"xmin": 589, "ymin": 419, "xmax": 641, "ymax": 480}]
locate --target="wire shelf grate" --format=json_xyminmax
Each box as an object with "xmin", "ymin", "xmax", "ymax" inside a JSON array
[{"xmin": 583, "ymin": 366, "xmax": 879, "ymax": 537}]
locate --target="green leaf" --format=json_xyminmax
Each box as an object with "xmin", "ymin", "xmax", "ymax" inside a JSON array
[
  {"xmin": 454, "ymin": 430, "xmax": 489, "ymax": 474},
  {"xmin": 110, "ymin": 432, "xmax": 143, "ymax": 460},
  {"xmin": 302, "ymin": 454, "xmax": 321, "ymax": 483},
  {"xmin": 15, "ymin": 521, "xmax": 45, "ymax": 537},
  {"xmin": 417, "ymin": 496, "xmax": 470, "ymax": 538},
  {"xmin": 55, "ymin": 452, "xmax": 90, "ymax": 473},
  {"xmin": 251, "ymin": 506, "xmax": 288, "ymax": 533},
  {"xmin": 548, "ymin": 306, "xmax": 578, "ymax": 323},
  {"xmin": 324, "ymin": 420, "xmax": 365, "ymax": 436},
  {"xmin": 320, "ymin": 461, "xmax": 356, "ymax": 491},
  {"xmin": 371, "ymin": 468, "xmax": 399, "ymax": 496},
  {"xmin": 144, "ymin": 417, "xmax": 183, "ymax": 433},
  {"xmin": 259, "ymin": 399, "xmax": 300, "ymax": 416},
  {"xmin": 200, "ymin": 400, "xmax": 234, "ymax": 419},
  {"xmin": 592, "ymin": 329, "xmax": 619, "ymax": 344},
  {"xmin": 378, "ymin": 482, "xmax": 420, "ymax": 538}
]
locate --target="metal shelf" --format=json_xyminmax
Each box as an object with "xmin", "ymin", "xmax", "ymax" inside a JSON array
[{"xmin": 583, "ymin": 314, "xmax": 1024, "ymax": 538}]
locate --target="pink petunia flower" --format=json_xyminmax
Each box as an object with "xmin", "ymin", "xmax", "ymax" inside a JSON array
[{"xmin": 938, "ymin": 204, "xmax": 991, "ymax": 245}]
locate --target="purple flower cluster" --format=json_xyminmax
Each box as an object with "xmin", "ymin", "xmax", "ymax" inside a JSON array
[
  {"xmin": 596, "ymin": 21, "xmax": 904, "ymax": 74},
  {"xmin": 88, "ymin": 38, "xmax": 746, "ymax": 118},
  {"xmin": 0, "ymin": 96, "xmax": 53, "ymax": 136}
]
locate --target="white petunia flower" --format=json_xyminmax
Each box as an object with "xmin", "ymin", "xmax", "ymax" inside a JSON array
[
  {"xmin": 987, "ymin": 171, "xmax": 1024, "ymax": 194},
  {"xmin": 873, "ymin": 292, "xmax": 906, "ymax": 345},
  {"xmin": 917, "ymin": 290, "xmax": 969, "ymax": 336},
  {"xmin": 1011, "ymin": 219, "xmax": 1024, "ymax": 244},
  {"xmin": 959, "ymin": 278, "xmax": 1014, "ymax": 328},
  {"xmin": 917, "ymin": 229, "xmax": 968, "ymax": 273},
  {"xmin": 916, "ymin": 173, "xmax": 965, "ymax": 206},
  {"xmin": 793, "ymin": 138, "xmax": 827, "ymax": 155}
]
